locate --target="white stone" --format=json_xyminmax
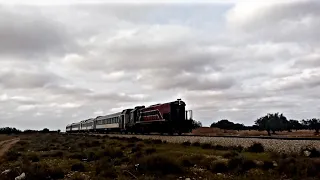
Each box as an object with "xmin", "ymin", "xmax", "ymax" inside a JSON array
[
  {"xmin": 303, "ymin": 150, "xmax": 311, "ymax": 157},
  {"xmin": 15, "ymin": 173, "xmax": 26, "ymax": 180},
  {"xmin": 1, "ymin": 169, "xmax": 11, "ymax": 175}
]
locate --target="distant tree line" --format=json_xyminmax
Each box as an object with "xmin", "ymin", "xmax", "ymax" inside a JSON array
[
  {"xmin": 210, "ymin": 113, "xmax": 320, "ymax": 136},
  {"xmin": 0, "ymin": 127, "xmax": 21, "ymax": 134},
  {"xmin": 0, "ymin": 127, "xmax": 60, "ymax": 134}
]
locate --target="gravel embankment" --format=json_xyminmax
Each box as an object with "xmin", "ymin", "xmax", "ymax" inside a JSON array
[{"xmin": 106, "ymin": 134, "xmax": 320, "ymax": 154}]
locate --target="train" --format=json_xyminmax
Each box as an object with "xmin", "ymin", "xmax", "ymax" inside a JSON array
[{"xmin": 66, "ymin": 99, "xmax": 194, "ymax": 135}]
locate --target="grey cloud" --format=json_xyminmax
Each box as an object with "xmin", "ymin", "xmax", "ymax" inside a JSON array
[
  {"xmin": 0, "ymin": 69, "xmax": 63, "ymax": 89},
  {"xmin": 138, "ymin": 70, "xmax": 235, "ymax": 91},
  {"xmin": 0, "ymin": 5, "xmax": 75, "ymax": 59},
  {"xmin": 227, "ymin": 1, "xmax": 320, "ymax": 44},
  {"xmin": 87, "ymin": 92, "xmax": 149, "ymax": 103},
  {"xmin": 293, "ymin": 53, "xmax": 320, "ymax": 68},
  {"xmin": 44, "ymin": 84, "xmax": 93, "ymax": 95},
  {"xmin": 0, "ymin": 94, "xmax": 38, "ymax": 105}
]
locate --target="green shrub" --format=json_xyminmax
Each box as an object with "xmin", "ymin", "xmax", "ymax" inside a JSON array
[
  {"xmin": 191, "ymin": 142, "xmax": 200, "ymax": 147},
  {"xmin": 276, "ymin": 157, "xmax": 320, "ymax": 178},
  {"xmin": 27, "ymin": 153, "xmax": 40, "ymax": 162},
  {"xmin": 223, "ymin": 151, "xmax": 239, "ymax": 159},
  {"xmin": 103, "ymin": 147, "xmax": 123, "ymax": 158},
  {"xmin": 138, "ymin": 154, "xmax": 183, "ymax": 175},
  {"xmin": 182, "ymin": 141, "xmax": 191, "ymax": 146},
  {"xmin": 300, "ymin": 147, "xmax": 320, "ymax": 158},
  {"xmin": 69, "ymin": 172, "xmax": 88, "ymax": 180},
  {"xmin": 143, "ymin": 139, "xmax": 153, "ymax": 144},
  {"xmin": 68, "ymin": 152, "xmax": 86, "ymax": 160},
  {"xmin": 71, "ymin": 162, "xmax": 86, "ymax": 172},
  {"xmin": 48, "ymin": 151, "xmax": 64, "ymax": 158},
  {"xmin": 179, "ymin": 154, "xmax": 206, "ymax": 167},
  {"xmin": 86, "ymin": 151, "xmax": 99, "ymax": 161},
  {"xmin": 151, "ymin": 139, "xmax": 163, "ymax": 144},
  {"xmin": 126, "ymin": 143, "xmax": 135, "ymax": 148},
  {"xmin": 262, "ymin": 160, "xmax": 274, "ymax": 170},
  {"xmin": 228, "ymin": 156, "xmax": 257, "ymax": 173},
  {"xmin": 5, "ymin": 149, "xmax": 21, "ymax": 161},
  {"xmin": 213, "ymin": 145, "xmax": 227, "ymax": 150},
  {"xmin": 145, "ymin": 147, "xmax": 157, "ymax": 155},
  {"xmin": 228, "ymin": 156, "xmax": 244, "ymax": 170},
  {"xmin": 201, "ymin": 143, "xmax": 212, "ymax": 149},
  {"xmin": 199, "ymin": 157, "xmax": 218, "ymax": 170},
  {"xmin": 95, "ymin": 157, "xmax": 117, "ymax": 178},
  {"xmin": 242, "ymin": 159, "xmax": 257, "ymax": 172},
  {"xmin": 48, "ymin": 166, "xmax": 65, "ymax": 179},
  {"xmin": 230, "ymin": 145, "xmax": 244, "ymax": 152},
  {"xmin": 127, "ymin": 137, "xmax": 141, "ymax": 143},
  {"xmin": 246, "ymin": 143, "xmax": 264, "ymax": 153},
  {"xmin": 131, "ymin": 144, "xmax": 143, "ymax": 153},
  {"xmin": 21, "ymin": 162, "xmax": 65, "ymax": 180},
  {"xmin": 210, "ymin": 161, "xmax": 228, "ymax": 173}
]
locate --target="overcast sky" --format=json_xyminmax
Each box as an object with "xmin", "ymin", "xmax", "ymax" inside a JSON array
[{"xmin": 1, "ymin": 0, "xmax": 320, "ymax": 130}]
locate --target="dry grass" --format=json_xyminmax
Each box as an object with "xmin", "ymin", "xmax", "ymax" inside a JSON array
[{"xmin": 0, "ymin": 133, "xmax": 319, "ymax": 180}]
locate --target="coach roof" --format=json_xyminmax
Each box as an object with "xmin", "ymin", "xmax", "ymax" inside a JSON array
[{"xmin": 95, "ymin": 112, "xmax": 122, "ymax": 120}]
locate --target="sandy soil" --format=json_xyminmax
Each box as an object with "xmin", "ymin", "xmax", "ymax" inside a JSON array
[{"xmin": 0, "ymin": 138, "xmax": 20, "ymax": 158}]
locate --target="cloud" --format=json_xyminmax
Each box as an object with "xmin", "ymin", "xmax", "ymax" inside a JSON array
[
  {"xmin": 0, "ymin": 5, "xmax": 76, "ymax": 59},
  {"xmin": 1, "ymin": 2, "xmax": 320, "ymax": 130},
  {"xmin": 0, "ymin": 68, "xmax": 62, "ymax": 89},
  {"xmin": 16, "ymin": 104, "xmax": 37, "ymax": 111},
  {"xmin": 226, "ymin": 0, "xmax": 320, "ymax": 43}
]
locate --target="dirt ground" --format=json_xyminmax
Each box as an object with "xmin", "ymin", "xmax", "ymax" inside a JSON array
[
  {"xmin": 0, "ymin": 138, "xmax": 20, "ymax": 158},
  {"xmin": 192, "ymin": 127, "xmax": 320, "ymax": 137},
  {"xmin": 0, "ymin": 135, "xmax": 16, "ymax": 142}
]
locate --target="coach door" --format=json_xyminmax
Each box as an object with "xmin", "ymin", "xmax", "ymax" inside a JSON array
[{"xmin": 120, "ymin": 114, "xmax": 125, "ymax": 130}]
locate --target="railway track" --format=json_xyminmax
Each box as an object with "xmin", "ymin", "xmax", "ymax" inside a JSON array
[
  {"xmin": 68, "ymin": 132, "xmax": 320, "ymax": 141},
  {"xmin": 67, "ymin": 132, "xmax": 320, "ymax": 153}
]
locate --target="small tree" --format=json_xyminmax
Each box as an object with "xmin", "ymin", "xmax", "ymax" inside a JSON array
[
  {"xmin": 255, "ymin": 113, "xmax": 288, "ymax": 136},
  {"xmin": 42, "ymin": 128, "xmax": 50, "ymax": 133},
  {"xmin": 191, "ymin": 119, "xmax": 202, "ymax": 129},
  {"xmin": 211, "ymin": 120, "xmax": 245, "ymax": 131},
  {"xmin": 304, "ymin": 118, "xmax": 320, "ymax": 134},
  {"xmin": 288, "ymin": 120, "xmax": 303, "ymax": 131}
]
